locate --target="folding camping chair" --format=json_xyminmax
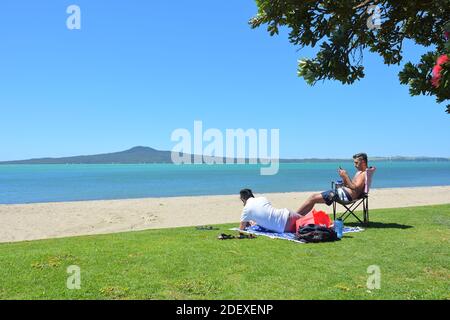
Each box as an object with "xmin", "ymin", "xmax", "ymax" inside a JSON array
[{"xmin": 332, "ymin": 167, "xmax": 376, "ymax": 225}]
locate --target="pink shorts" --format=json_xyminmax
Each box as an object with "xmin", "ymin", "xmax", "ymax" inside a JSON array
[{"xmin": 284, "ymin": 212, "xmax": 302, "ymax": 233}]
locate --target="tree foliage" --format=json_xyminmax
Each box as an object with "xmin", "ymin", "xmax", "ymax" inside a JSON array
[{"xmin": 250, "ymin": 0, "xmax": 450, "ymax": 113}]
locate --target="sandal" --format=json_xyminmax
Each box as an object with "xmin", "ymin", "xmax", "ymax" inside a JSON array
[
  {"xmin": 217, "ymin": 233, "xmax": 235, "ymax": 240},
  {"xmin": 196, "ymin": 226, "xmax": 219, "ymax": 231},
  {"xmin": 237, "ymin": 234, "xmax": 257, "ymax": 239}
]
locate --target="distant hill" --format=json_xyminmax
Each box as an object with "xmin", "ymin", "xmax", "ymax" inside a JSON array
[
  {"xmin": 0, "ymin": 147, "xmax": 238, "ymax": 164},
  {"xmin": 0, "ymin": 147, "xmax": 449, "ymax": 164},
  {"xmin": 0, "ymin": 147, "xmax": 175, "ymax": 164}
]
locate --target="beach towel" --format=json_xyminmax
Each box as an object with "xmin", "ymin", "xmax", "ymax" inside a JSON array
[
  {"xmin": 230, "ymin": 225, "xmax": 364, "ymax": 244},
  {"xmin": 365, "ymin": 166, "xmax": 376, "ymax": 194}
]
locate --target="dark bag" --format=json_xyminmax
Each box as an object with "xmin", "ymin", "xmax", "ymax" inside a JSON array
[{"xmin": 296, "ymin": 224, "xmax": 339, "ymax": 243}]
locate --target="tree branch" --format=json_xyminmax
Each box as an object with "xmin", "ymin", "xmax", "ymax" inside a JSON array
[{"xmin": 353, "ymin": 0, "xmax": 379, "ymax": 10}]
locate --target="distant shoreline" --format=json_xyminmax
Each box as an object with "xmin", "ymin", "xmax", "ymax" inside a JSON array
[
  {"xmin": 1, "ymin": 158, "xmax": 449, "ymax": 165},
  {"xmin": 1, "ymin": 146, "xmax": 449, "ymax": 164}
]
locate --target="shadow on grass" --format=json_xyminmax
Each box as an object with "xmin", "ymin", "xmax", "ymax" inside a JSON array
[{"xmin": 346, "ymin": 221, "xmax": 414, "ymax": 229}]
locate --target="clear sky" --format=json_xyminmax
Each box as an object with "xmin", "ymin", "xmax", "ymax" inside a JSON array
[{"xmin": 1, "ymin": 0, "xmax": 449, "ymax": 161}]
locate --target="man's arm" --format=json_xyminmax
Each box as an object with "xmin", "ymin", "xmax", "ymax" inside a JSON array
[
  {"xmin": 339, "ymin": 169, "xmax": 365, "ymax": 191},
  {"xmin": 239, "ymin": 221, "xmax": 251, "ymax": 236},
  {"xmin": 240, "ymin": 221, "xmax": 250, "ymax": 231}
]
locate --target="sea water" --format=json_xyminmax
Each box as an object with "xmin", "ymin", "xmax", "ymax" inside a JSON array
[{"xmin": 0, "ymin": 161, "xmax": 449, "ymax": 204}]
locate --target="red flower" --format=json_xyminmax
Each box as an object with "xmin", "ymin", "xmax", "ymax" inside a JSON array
[{"xmin": 431, "ymin": 54, "xmax": 449, "ymax": 88}]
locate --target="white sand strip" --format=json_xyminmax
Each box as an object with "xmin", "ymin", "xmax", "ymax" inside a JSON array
[{"xmin": 0, "ymin": 186, "xmax": 449, "ymax": 243}]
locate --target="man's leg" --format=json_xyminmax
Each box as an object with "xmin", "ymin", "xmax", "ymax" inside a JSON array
[{"xmin": 296, "ymin": 193, "xmax": 326, "ymax": 216}]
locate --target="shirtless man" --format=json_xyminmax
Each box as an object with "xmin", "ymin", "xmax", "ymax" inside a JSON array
[{"xmin": 296, "ymin": 153, "xmax": 369, "ymax": 216}]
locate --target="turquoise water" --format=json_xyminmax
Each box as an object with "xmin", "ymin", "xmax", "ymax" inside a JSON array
[{"xmin": 1, "ymin": 161, "xmax": 450, "ymax": 204}]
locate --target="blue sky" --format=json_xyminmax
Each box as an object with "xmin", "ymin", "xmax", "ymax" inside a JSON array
[{"xmin": 0, "ymin": 0, "xmax": 449, "ymax": 161}]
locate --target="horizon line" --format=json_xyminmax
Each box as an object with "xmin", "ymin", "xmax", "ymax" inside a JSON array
[{"xmin": 1, "ymin": 146, "xmax": 450, "ymax": 163}]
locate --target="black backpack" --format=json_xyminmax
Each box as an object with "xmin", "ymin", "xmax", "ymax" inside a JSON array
[{"xmin": 296, "ymin": 224, "xmax": 339, "ymax": 243}]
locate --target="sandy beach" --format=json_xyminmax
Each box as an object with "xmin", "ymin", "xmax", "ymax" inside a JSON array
[{"xmin": 1, "ymin": 186, "xmax": 449, "ymax": 243}]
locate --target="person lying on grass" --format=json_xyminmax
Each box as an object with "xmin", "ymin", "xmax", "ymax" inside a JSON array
[
  {"xmin": 239, "ymin": 189, "xmax": 301, "ymax": 234},
  {"xmin": 296, "ymin": 153, "xmax": 369, "ymax": 216}
]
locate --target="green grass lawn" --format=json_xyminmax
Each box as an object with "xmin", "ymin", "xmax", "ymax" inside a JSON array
[{"xmin": 0, "ymin": 204, "xmax": 449, "ymax": 300}]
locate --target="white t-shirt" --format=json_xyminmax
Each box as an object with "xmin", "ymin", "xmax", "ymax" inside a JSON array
[{"xmin": 241, "ymin": 197, "xmax": 290, "ymax": 233}]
